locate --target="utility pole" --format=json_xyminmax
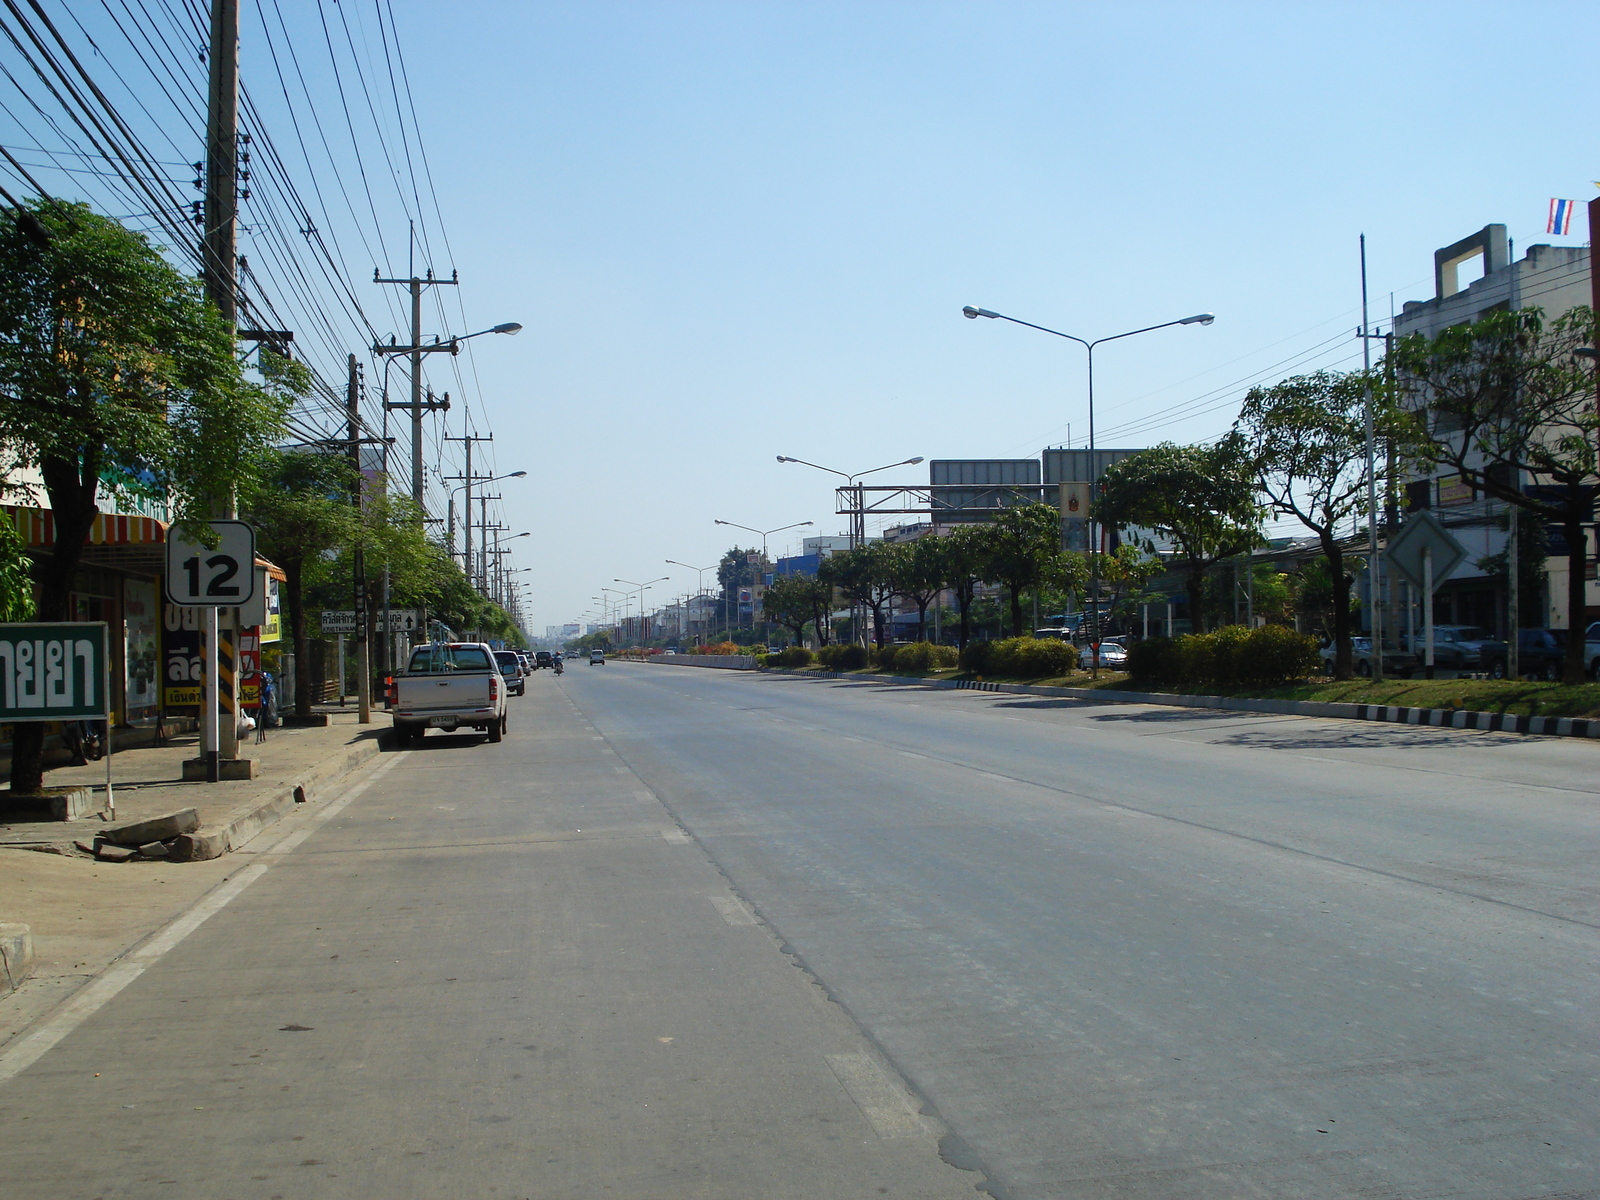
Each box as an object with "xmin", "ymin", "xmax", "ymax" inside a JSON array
[
  {"xmin": 478, "ymin": 500, "xmax": 503, "ymax": 591},
  {"xmin": 1358, "ymin": 234, "xmax": 1385, "ymax": 682},
  {"xmin": 373, "ymin": 259, "xmax": 458, "ymax": 510},
  {"xmin": 347, "ymin": 354, "xmax": 372, "ymax": 723},
  {"xmin": 443, "ymin": 431, "xmax": 493, "ymax": 573},
  {"xmin": 202, "ymin": 0, "xmax": 241, "ymax": 770}
]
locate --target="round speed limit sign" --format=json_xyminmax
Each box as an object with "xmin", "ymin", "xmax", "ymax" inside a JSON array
[{"xmin": 165, "ymin": 520, "xmax": 257, "ymax": 606}]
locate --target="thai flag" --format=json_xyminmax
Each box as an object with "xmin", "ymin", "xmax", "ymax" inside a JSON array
[{"xmin": 1547, "ymin": 198, "xmax": 1576, "ymax": 235}]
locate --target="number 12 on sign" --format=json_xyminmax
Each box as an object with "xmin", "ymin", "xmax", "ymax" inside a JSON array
[{"xmin": 165, "ymin": 521, "xmax": 256, "ymax": 607}]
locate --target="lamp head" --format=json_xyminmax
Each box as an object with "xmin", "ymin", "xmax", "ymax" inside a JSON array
[
  {"xmin": 776, "ymin": 455, "xmax": 791, "ymax": 462},
  {"xmin": 510, "ymin": 470, "xmax": 527, "ymax": 477},
  {"xmin": 714, "ymin": 519, "xmax": 729, "ymax": 526},
  {"xmin": 492, "ymin": 322, "xmax": 523, "ymax": 335},
  {"xmin": 1180, "ymin": 313, "xmax": 1216, "ymax": 326},
  {"xmin": 963, "ymin": 306, "xmax": 999, "ymax": 319},
  {"xmin": 1574, "ymin": 347, "xmax": 1598, "ymax": 360},
  {"xmin": 908, "ymin": 456, "xmax": 925, "ymax": 465}
]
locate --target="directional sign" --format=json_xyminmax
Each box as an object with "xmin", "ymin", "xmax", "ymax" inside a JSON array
[
  {"xmin": 165, "ymin": 521, "xmax": 257, "ymax": 606},
  {"xmin": 321, "ymin": 609, "xmax": 423, "ymax": 634},
  {"xmin": 1384, "ymin": 510, "xmax": 1468, "ymax": 594},
  {"xmin": 0, "ymin": 622, "xmax": 110, "ymax": 722}
]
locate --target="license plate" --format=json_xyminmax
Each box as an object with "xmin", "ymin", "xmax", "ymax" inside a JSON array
[{"xmin": 428, "ymin": 717, "xmax": 457, "ymax": 728}]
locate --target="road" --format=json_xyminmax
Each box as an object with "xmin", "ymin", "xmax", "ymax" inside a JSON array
[{"xmin": 2, "ymin": 662, "xmax": 1596, "ymax": 1199}]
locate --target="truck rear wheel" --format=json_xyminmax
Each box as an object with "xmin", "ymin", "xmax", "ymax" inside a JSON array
[{"xmin": 487, "ymin": 714, "xmax": 503, "ymax": 743}]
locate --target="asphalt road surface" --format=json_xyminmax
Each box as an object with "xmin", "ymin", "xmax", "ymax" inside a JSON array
[{"xmin": 3, "ymin": 661, "xmax": 1596, "ymax": 1199}]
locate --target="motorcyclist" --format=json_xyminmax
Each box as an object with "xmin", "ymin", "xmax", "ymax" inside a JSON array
[{"xmin": 552, "ymin": 651, "xmax": 564, "ymax": 675}]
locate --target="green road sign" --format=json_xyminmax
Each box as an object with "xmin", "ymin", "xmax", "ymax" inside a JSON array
[{"xmin": 0, "ymin": 622, "xmax": 110, "ymax": 722}]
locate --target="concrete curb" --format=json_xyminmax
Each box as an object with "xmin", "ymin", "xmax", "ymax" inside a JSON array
[
  {"xmin": 170, "ymin": 735, "xmax": 386, "ymax": 861},
  {"xmin": 752, "ymin": 667, "xmax": 1600, "ymax": 742}
]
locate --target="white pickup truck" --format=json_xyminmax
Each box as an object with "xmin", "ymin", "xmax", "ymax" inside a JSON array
[{"xmin": 391, "ymin": 642, "xmax": 508, "ymax": 746}]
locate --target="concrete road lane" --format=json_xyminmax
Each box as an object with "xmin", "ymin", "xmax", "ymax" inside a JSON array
[
  {"xmin": 0, "ymin": 678, "xmax": 980, "ymax": 1200},
  {"xmin": 572, "ymin": 662, "xmax": 1600, "ymax": 1200}
]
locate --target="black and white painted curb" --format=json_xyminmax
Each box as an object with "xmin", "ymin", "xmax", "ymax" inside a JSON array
[{"xmin": 776, "ymin": 668, "xmax": 1600, "ymax": 742}]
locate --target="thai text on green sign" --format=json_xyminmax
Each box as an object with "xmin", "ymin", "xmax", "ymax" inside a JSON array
[{"xmin": 0, "ymin": 622, "xmax": 109, "ymax": 722}]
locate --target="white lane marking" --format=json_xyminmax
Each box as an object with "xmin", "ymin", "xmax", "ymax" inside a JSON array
[
  {"xmin": 1100, "ymin": 804, "xmax": 1158, "ymax": 819},
  {"xmin": 897, "ymin": 751, "xmax": 927, "ymax": 759},
  {"xmin": 613, "ymin": 767, "xmax": 629, "ymax": 774},
  {"xmin": 0, "ymin": 753, "xmax": 404, "ymax": 1085},
  {"xmin": 825, "ymin": 1053, "xmax": 931, "ymax": 1140},
  {"xmin": 590, "ymin": 735, "xmax": 604, "ymax": 741},
  {"xmin": 975, "ymin": 771, "xmax": 1012, "ymax": 782},
  {"xmin": 708, "ymin": 894, "xmax": 758, "ymax": 926},
  {"xmin": 840, "ymin": 736, "xmax": 865, "ymax": 743},
  {"xmin": 660, "ymin": 828, "xmax": 690, "ymax": 845},
  {"xmin": 1298, "ymin": 755, "xmax": 1346, "ymax": 764},
  {"xmin": 632, "ymin": 790, "xmax": 654, "ymax": 802}
]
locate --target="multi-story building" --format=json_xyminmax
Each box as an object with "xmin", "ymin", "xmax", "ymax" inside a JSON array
[{"xmin": 1394, "ymin": 223, "xmax": 1594, "ymax": 632}]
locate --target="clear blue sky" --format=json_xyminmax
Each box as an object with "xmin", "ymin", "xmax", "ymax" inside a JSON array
[
  {"xmin": 7, "ymin": 1, "xmax": 1595, "ymax": 633},
  {"xmin": 400, "ymin": 0, "xmax": 1597, "ymax": 630}
]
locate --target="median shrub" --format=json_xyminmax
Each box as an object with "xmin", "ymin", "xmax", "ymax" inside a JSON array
[
  {"xmin": 696, "ymin": 641, "xmax": 741, "ymax": 656},
  {"xmin": 1126, "ymin": 625, "xmax": 1318, "ymax": 687},
  {"xmin": 988, "ymin": 636, "xmax": 1076, "ymax": 679},
  {"xmin": 775, "ymin": 646, "xmax": 812, "ymax": 668},
  {"xmin": 818, "ymin": 643, "xmax": 868, "ymax": 670},
  {"xmin": 873, "ymin": 641, "xmax": 959, "ymax": 671},
  {"xmin": 959, "ymin": 639, "xmax": 993, "ymax": 674}
]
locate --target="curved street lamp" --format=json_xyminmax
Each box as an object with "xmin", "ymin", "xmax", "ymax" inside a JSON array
[
  {"xmin": 962, "ymin": 305, "xmax": 1214, "ymax": 674},
  {"xmin": 448, "ymin": 469, "xmax": 526, "ymax": 579},
  {"xmin": 775, "ymin": 456, "xmax": 923, "ymax": 548}
]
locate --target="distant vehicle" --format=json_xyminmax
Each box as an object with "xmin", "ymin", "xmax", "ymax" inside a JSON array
[
  {"xmin": 494, "ymin": 650, "xmax": 526, "ymax": 697},
  {"xmin": 1319, "ymin": 637, "xmax": 1419, "ymax": 678},
  {"xmin": 534, "ymin": 650, "xmax": 553, "ymax": 670},
  {"xmin": 1585, "ymin": 622, "xmax": 1600, "ymax": 679},
  {"xmin": 1079, "ymin": 639, "xmax": 1127, "ymax": 670},
  {"xmin": 391, "ymin": 642, "xmax": 508, "ymax": 746},
  {"xmin": 516, "ymin": 652, "xmax": 532, "ymax": 673},
  {"xmin": 590, "ymin": 648, "xmax": 606, "ymax": 665},
  {"xmin": 662, "ymin": 649, "xmax": 676, "ymax": 656},
  {"xmin": 1400, "ymin": 625, "xmax": 1505, "ymax": 675},
  {"xmin": 1505, "ymin": 628, "xmax": 1566, "ymax": 681}
]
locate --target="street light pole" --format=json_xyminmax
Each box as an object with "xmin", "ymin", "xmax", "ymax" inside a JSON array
[
  {"xmin": 775, "ymin": 456, "xmax": 924, "ymax": 549},
  {"xmin": 964, "ymin": 305, "xmax": 1214, "ymax": 672},
  {"xmin": 666, "ymin": 560, "xmax": 717, "ymax": 644},
  {"xmin": 712, "ymin": 520, "xmax": 813, "ymax": 635},
  {"xmin": 615, "ymin": 576, "xmax": 670, "ymax": 644}
]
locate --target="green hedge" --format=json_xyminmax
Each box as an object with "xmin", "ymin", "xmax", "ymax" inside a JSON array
[
  {"xmin": 817, "ymin": 643, "xmax": 869, "ymax": 670},
  {"xmin": 1126, "ymin": 625, "xmax": 1319, "ymax": 687},
  {"xmin": 958, "ymin": 637, "xmax": 1076, "ymax": 679},
  {"xmin": 874, "ymin": 641, "xmax": 959, "ymax": 671}
]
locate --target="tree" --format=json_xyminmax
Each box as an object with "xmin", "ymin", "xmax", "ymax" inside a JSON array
[
  {"xmin": 1234, "ymin": 370, "xmax": 1386, "ymax": 679},
  {"xmin": 941, "ymin": 525, "xmax": 988, "ymax": 649},
  {"xmin": 716, "ymin": 546, "xmax": 763, "ymax": 633},
  {"xmin": 1391, "ymin": 306, "xmax": 1598, "ymax": 683},
  {"xmin": 1094, "ymin": 440, "xmax": 1260, "ymax": 634},
  {"xmin": 977, "ymin": 503, "xmax": 1070, "ymax": 637},
  {"xmin": 886, "ymin": 536, "xmax": 947, "ymax": 643},
  {"xmin": 762, "ymin": 574, "xmax": 832, "ymax": 647},
  {"xmin": 818, "ymin": 542, "xmax": 899, "ymax": 645},
  {"xmin": 0, "ymin": 200, "xmax": 295, "ymax": 795},
  {"xmin": 0, "ymin": 511, "xmax": 34, "ymax": 621},
  {"xmin": 243, "ymin": 450, "xmax": 355, "ymax": 717}
]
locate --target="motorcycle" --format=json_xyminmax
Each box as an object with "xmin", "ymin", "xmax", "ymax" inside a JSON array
[{"xmin": 553, "ymin": 657, "xmax": 564, "ymax": 675}]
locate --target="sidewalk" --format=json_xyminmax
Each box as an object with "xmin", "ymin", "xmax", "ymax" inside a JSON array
[{"xmin": 0, "ymin": 708, "xmax": 392, "ymax": 1044}]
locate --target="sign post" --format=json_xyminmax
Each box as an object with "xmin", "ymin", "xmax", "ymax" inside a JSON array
[
  {"xmin": 166, "ymin": 521, "xmax": 256, "ymax": 782},
  {"xmin": 1385, "ymin": 511, "xmax": 1466, "ymax": 681},
  {"xmin": 0, "ymin": 623, "xmax": 112, "ymax": 813}
]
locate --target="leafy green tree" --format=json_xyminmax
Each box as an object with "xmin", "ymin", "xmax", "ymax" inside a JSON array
[
  {"xmin": 886, "ymin": 536, "xmax": 948, "ymax": 643},
  {"xmin": 0, "ymin": 200, "xmax": 295, "ymax": 795},
  {"xmin": 0, "ymin": 511, "xmax": 34, "ymax": 621},
  {"xmin": 1095, "ymin": 440, "xmax": 1260, "ymax": 633},
  {"xmin": 941, "ymin": 525, "xmax": 989, "ymax": 648},
  {"xmin": 818, "ymin": 542, "xmax": 899, "ymax": 645},
  {"xmin": 1234, "ymin": 370, "xmax": 1386, "ymax": 678},
  {"xmin": 762, "ymin": 573, "xmax": 831, "ymax": 647},
  {"xmin": 977, "ymin": 503, "xmax": 1072, "ymax": 637},
  {"xmin": 1391, "ymin": 306, "xmax": 1598, "ymax": 682},
  {"xmin": 243, "ymin": 450, "xmax": 355, "ymax": 716}
]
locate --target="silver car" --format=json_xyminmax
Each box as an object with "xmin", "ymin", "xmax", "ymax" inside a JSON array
[{"xmin": 1078, "ymin": 640, "xmax": 1128, "ymax": 670}]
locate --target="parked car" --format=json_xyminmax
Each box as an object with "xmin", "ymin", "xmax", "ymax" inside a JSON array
[
  {"xmin": 1504, "ymin": 628, "xmax": 1567, "ymax": 681},
  {"xmin": 1394, "ymin": 625, "xmax": 1507, "ymax": 676},
  {"xmin": 589, "ymin": 648, "xmax": 606, "ymax": 665},
  {"xmin": 1079, "ymin": 639, "xmax": 1127, "ymax": 670},
  {"xmin": 390, "ymin": 642, "xmax": 508, "ymax": 746},
  {"xmin": 1319, "ymin": 637, "xmax": 1419, "ymax": 678},
  {"xmin": 494, "ymin": 650, "xmax": 526, "ymax": 696}
]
